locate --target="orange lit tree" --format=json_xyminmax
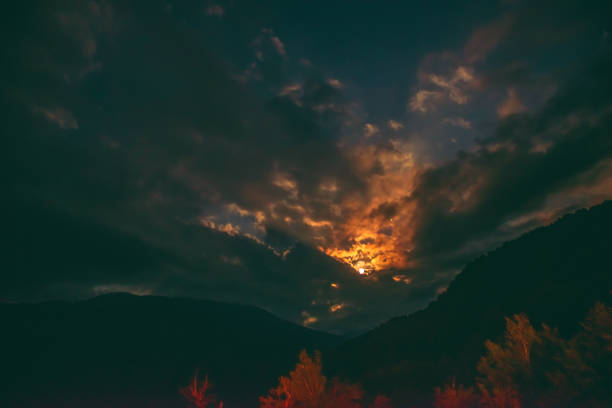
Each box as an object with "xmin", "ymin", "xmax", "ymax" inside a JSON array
[
  {"xmin": 181, "ymin": 371, "xmax": 223, "ymax": 408},
  {"xmin": 260, "ymin": 349, "xmax": 368, "ymax": 408},
  {"xmin": 260, "ymin": 350, "xmax": 326, "ymax": 408},
  {"xmin": 436, "ymin": 302, "xmax": 612, "ymax": 407},
  {"xmin": 476, "ymin": 313, "xmax": 537, "ymax": 407}
]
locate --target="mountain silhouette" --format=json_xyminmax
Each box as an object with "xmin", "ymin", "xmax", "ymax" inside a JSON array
[
  {"xmin": 1, "ymin": 293, "xmax": 340, "ymax": 407},
  {"xmin": 328, "ymin": 200, "xmax": 612, "ymax": 405},
  {"xmin": 2, "ymin": 202, "xmax": 611, "ymax": 407}
]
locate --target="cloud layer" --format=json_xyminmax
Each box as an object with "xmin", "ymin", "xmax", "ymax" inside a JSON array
[{"xmin": 5, "ymin": 0, "xmax": 612, "ymax": 332}]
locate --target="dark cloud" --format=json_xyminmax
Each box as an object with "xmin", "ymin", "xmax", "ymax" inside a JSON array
[
  {"xmin": 3, "ymin": 0, "xmax": 401, "ymax": 332},
  {"xmin": 408, "ymin": 52, "xmax": 612, "ymax": 266},
  {"xmin": 4, "ymin": 0, "xmax": 612, "ymax": 333}
]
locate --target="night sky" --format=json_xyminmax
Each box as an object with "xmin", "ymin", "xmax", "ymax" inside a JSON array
[{"xmin": 5, "ymin": 0, "xmax": 612, "ymax": 333}]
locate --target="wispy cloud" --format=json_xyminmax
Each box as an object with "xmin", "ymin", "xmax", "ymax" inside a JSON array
[
  {"xmin": 443, "ymin": 117, "xmax": 472, "ymax": 129},
  {"xmin": 205, "ymin": 5, "xmax": 225, "ymax": 17},
  {"xmin": 388, "ymin": 120, "xmax": 404, "ymax": 130},
  {"xmin": 409, "ymin": 15, "xmax": 513, "ymax": 114},
  {"xmin": 34, "ymin": 106, "xmax": 79, "ymax": 129},
  {"xmin": 497, "ymin": 87, "xmax": 527, "ymax": 118}
]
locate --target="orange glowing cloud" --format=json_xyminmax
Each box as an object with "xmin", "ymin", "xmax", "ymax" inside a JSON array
[
  {"xmin": 198, "ymin": 138, "xmax": 421, "ymax": 275},
  {"xmin": 321, "ymin": 140, "xmax": 420, "ymax": 272},
  {"xmin": 329, "ymin": 303, "xmax": 344, "ymax": 312}
]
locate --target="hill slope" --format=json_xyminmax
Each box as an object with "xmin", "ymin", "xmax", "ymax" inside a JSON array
[
  {"xmin": 328, "ymin": 201, "xmax": 612, "ymax": 404},
  {"xmin": 0, "ymin": 293, "xmax": 341, "ymax": 407}
]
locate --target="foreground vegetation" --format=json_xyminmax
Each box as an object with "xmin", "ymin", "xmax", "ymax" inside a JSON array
[{"xmin": 181, "ymin": 301, "xmax": 612, "ymax": 408}]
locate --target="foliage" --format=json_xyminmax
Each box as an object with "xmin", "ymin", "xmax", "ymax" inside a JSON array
[
  {"xmin": 180, "ymin": 372, "xmax": 223, "ymax": 408},
  {"xmin": 433, "ymin": 378, "xmax": 477, "ymax": 408},
  {"xmin": 444, "ymin": 302, "xmax": 612, "ymax": 408},
  {"xmin": 542, "ymin": 302, "xmax": 612, "ymax": 406},
  {"xmin": 180, "ymin": 303, "xmax": 610, "ymax": 408},
  {"xmin": 323, "ymin": 377, "xmax": 364, "ymax": 408},
  {"xmin": 260, "ymin": 350, "xmax": 366, "ymax": 408},
  {"xmin": 476, "ymin": 313, "xmax": 538, "ymax": 405}
]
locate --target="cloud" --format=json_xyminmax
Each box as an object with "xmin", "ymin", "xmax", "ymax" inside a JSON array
[
  {"xmin": 409, "ymin": 90, "xmax": 444, "ymax": 113},
  {"xmin": 33, "ymin": 106, "xmax": 79, "ymax": 129},
  {"xmin": 409, "ymin": 64, "xmax": 475, "ymax": 113},
  {"xmin": 259, "ymin": 28, "xmax": 287, "ymax": 56},
  {"xmin": 428, "ymin": 66, "xmax": 474, "ymax": 104},
  {"xmin": 408, "ymin": 14, "xmax": 515, "ymax": 115},
  {"xmin": 55, "ymin": 0, "xmax": 114, "ymax": 59},
  {"xmin": 205, "ymin": 5, "xmax": 225, "ymax": 17},
  {"xmin": 278, "ymin": 83, "xmax": 303, "ymax": 104},
  {"xmin": 6, "ymin": 0, "xmax": 398, "ymax": 332},
  {"xmin": 497, "ymin": 87, "xmax": 527, "ymax": 118},
  {"xmin": 387, "ymin": 120, "xmax": 404, "ymax": 130},
  {"xmin": 443, "ymin": 117, "xmax": 471, "ymax": 129},
  {"xmin": 463, "ymin": 14, "xmax": 514, "ymax": 64},
  {"xmin": 271, "ymin": 37, "xmax": 286, "ymax": 56},
  {"xmin": 242, "ymin": 28, "xmax": 290, "ymax": 83},
  {"xmin": 363, "ymin": 123, "xmax": 380, "ymax": 138},
  {"xmin": 408, "ymin": 53, "xmax": 612, "ymax": 264},
  {"xmin": 327, "ymin": 78, "xmax": 343, "ymax": 89},
  {"xmin": 5, "ymin": 0, "xmax": 612, "ymax": 334}
]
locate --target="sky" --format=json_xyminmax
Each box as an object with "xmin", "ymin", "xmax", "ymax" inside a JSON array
[{"xmin": 4, "ymin": 0, "xmax": 612, "ymax": 333}]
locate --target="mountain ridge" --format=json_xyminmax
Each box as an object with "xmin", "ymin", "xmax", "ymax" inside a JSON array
[
  {"xmin": 1, "ymin": 292, "xmax": 341, "ymax": 407},
  {"xmin": 328, "ymin": 200, "xmax": 612, "ymax": 404},
  {"xmin": 2, "ymin": 201, "xmax": 611, "ymax": 407}
]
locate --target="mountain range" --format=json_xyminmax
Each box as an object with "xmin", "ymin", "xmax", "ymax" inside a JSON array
[
  {"xmin": 1, "ymin": 294, "xmax": 340, "ymax": 407},
  {"xmin": 2, "ymin": 200, "xmax": 611, "ymax": 407},
  {"xmin": 328, "ymin": 200, "xmax": 612, "ymax": 404}
]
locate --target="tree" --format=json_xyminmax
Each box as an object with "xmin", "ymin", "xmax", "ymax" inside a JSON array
[
  {"xmin": 476, "ymin": 314, "xmax": 538, "ymax": 407},
  {"xmin": 433, "ymin": 378, "xmax": 476, "ymax": 408},
  {"xmin": 474, "ymin": 304, "xmax": 612, "ymax": 407},
  {"xmin": 260, "ymin": 350, "xmax": 367, "ymax": 408},
  {"xmin": 260, "ymin": 376, "xmax": 295, "ymax": 408},
  {"xmin": 546, "ymin": 302, "xmax": 612, "ymax": 406},
  {"xmin": 504, "ymin": 314, "xmax": 537, "ymax": 365},
  {"xmin": 180, "ymin": 372, "xmax": 222, "ymax": 408},
  {"xmin": 260, "ymin": 350, "xmax": 326, "ymax": 408}
]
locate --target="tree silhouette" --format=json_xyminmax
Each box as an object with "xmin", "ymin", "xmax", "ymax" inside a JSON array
[{"xmin": 180, "ymin": 371, "xmax": 222, "ymax": 408}]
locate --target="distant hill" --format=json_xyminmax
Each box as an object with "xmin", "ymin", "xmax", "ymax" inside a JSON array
[
  {"xmin": 328, "ymin": 200, "xmax": 612, "ymax": 405},
  {"xmin": 0, "ymin": 293, "xmax": 341, "ymax": 407},
  {"xmin": 3, "ymin": 202, "xmax": 611, "ymax": 407}
]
